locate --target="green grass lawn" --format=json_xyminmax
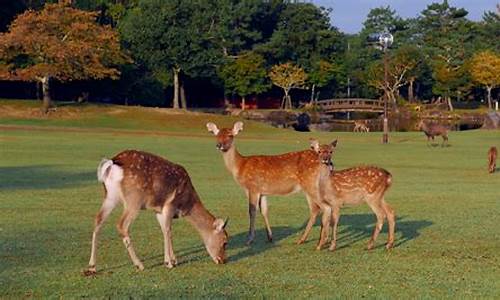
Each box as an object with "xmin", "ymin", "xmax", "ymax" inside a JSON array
[{"xmin": 1, "ymin": 101, "xmax": 500, "ymax": 298}]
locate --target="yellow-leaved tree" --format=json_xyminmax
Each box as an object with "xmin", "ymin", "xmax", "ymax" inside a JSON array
[
  {"xmin": 269, "ymin": 63, "xmax": 307, "ymax": 110},
  {"xmin": 469, "ymin": 50, "xmax": 500, "ymax": 110}
]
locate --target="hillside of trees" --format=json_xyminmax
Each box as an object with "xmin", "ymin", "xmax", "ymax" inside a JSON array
[{"xmin": 0, "ymin": 0, "xmax": 499, "ymax": 111}]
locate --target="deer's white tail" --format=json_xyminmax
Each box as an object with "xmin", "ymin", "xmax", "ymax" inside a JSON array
[{"xmin": 97, "ymin": 158, "xmax": 124, "ymax": 184}]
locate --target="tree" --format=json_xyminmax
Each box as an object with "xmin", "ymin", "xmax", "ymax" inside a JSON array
[
  {"xmin": 470, "ymin": 50, "xmax": 500, "ymax": 109},
  {"xmin": 418, "ymin": 0, "xmax": 474, "ymax": 110},
  {"xmin": 307, "ymin": 60, "xmax": 337, "ymax": 103},
  {"xmin": 218, "ymin": 52, "xmax": 270, "ymax": 109},
  {"xmin": 0, "ymin": 2, "xmax": 129, "ymax": 112},
  {"xmin": 260, "ymin": 3, "xmax": 341, "ymax": 69},
  {"xmin": 269, "ymin": 63, "xmax": 307, "ymax": 109},
  {"xmin": 364, "ymin": 46, "xmax": 418, "ymax": 105},
  {"xmin": 120, "ymin": 0, "xmax": 222, "ymax": 109}
]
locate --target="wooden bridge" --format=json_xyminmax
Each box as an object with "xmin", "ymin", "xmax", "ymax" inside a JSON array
[{"xmin": 316, "ymin": 98, "xmax": 384, "ymax": 113}]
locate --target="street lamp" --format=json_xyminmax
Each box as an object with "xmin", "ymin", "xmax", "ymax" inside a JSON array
[{"xmin": 368, "ymin": 32, "xmax": 393, "ymax": 144}]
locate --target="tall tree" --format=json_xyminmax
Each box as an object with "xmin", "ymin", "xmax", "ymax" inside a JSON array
[
  {"xmin": 418, "ymin": 0, "xmax": 473, "ymax": 110},
  {"xmin": 0, "ymin": 2, "xmax": 129, "ymax": 112},
  {"xmin": 269, "ymin": 62, "xmax": 307, "ymax": 109},
  {"xmin": 218, "ymin": 51, "xmax": 270, "ymax": 109},
  {"xmin": 120, "ymin": 0, "xmax": 222, "ymax": 108},
  {"xmin": 260, "ymin": 3, "xmax": 341, "ymax": 69},
  {"xmin": 469, "ymin": 50, "xmax": 500, "ymax": 109}
]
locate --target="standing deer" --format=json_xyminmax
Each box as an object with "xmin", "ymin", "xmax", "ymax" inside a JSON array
[
  {"xmin": 310, "ymin": 139, "xmax": 395, "ymax": 251},
  {"xmin": 417, "ymin": 120, "xmax": 449, "ymax": 147},
  {"xmin": 488, "ymin": 146, "xmax": 497, "ymax": 173},
  {"xmin": 85, "ymin": 150, "xmax": 228, "ymax": 275},
  {"xmin": 353, "ymin": 120, "xmax": 370, "ymax": 132},
  {"xmin": 206, "ymin": 121, "xmax": 331, "ymax": 248}
]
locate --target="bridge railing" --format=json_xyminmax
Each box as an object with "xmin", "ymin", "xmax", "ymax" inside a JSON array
[{"xmin": 316, "ymin": 98, "xmax": 384, "ymax": 111}]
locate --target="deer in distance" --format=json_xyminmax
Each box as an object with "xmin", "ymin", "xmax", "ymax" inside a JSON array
[
  {"xmin": 310, "ymin": 139, "xmax": 395, "ymax": 251},
  {"xmin": 206, "ymin": 121, "xmax": 331, "ymax": 248},
  {"xmin": 85, "ymin": 150, "xmax": 228, "ymax": 275},
  {"xmin": 488, "ymin": 146, "xmax": 497, "ymax": 174},
  {"xmin": 417, "ymin": 120, "xmax": 449, "ymax": 147},
  {"xmin": 353, "ymin": 120, "xmax": 370, "ymax": 132}
]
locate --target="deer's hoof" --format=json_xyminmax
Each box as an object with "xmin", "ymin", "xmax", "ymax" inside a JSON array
[
  {"xmin": 165, "ymin": 260, "xmax": 176, "ymax": 269},
  {"xmin": 267, "ymin": 236, "xmax": 273, "ymax": 243},
  {"xmin": 315, "ymin": 245, "xmax": 323, "ymax": 251},
  {"xmin": 366, "ymin": 243, "xmax": 374, "ymax": 251},
  {"xmin": 296, "ymin": 239, "xmax": 305, "ymax": 245},
  {"xmin": 386, "ymin": 242, "xmax": 394, "ymax": 250},
  {"xmin": 328, "ymin": 244, "xmax": 337, "ymax": 252},
  {"xmin": 135, "ymin": 263, "xmax": 145, "ymax": 271},
  {"xmin": 245, "ymin": 238, "xmax": 254, "ymax": 246},
  {"xmin": 83, "ymin": 266, "xmax": 97, "ymax": 276}
]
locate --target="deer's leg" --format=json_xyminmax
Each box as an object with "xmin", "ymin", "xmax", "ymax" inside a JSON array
[
  {"xmin": 382, "ymin": 200, "xmax": 396, "ymax": 249},
  {"xmin": 297, "ymin": 194, "xmax": 321, "ymax": 245},
  {"xmin": 87, "ymin": 194, "xmax": 120, "ymax": 274},
  {"xmin": 442, "ymin": 135, "xmax": 448, "ymax": 147},
  {"xmin": 259, "ymin": 195, "xmax": 273, "ymax": 242},
  {"xmin": 366, "ymin": 201, "xmax": 386, "ymax": 250},
  {"xmin": 156, "ymin": 204, "xmax": 177, "ymax": 268},
  {"xmin": 328, "ymin": 206, "xmax": 340, "ymax": 251},
  {"xmin": 246, "ymin": 192, "xmax": 259, "ymax": 245},
  {"xmin": 316, "ymin": 204, "xmax": 331, "ymax": 250},
  {"xmin": 117, "ymin": 206, "xmax": 144, "ymax": 270}
]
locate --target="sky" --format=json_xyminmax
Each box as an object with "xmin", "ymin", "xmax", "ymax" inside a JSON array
[{"xmin": 312, "ymin": 0, "xmax": 498, "ymax": 34}]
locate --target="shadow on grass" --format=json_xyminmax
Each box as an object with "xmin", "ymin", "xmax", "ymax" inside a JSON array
[
  {"xmin": 0, "ymin": 165, "xmax": 94, "ymax": 190},
  {"xmin": 147, "ymin": 226, "xmax": 302, "ymax": 266},
  {"xmin": 299, "ymin": 213, "xmax": 432, "ymax": 249},
  {"xmin": 227, "ymin": 226, "xmax": 300, "ymax": 263}
]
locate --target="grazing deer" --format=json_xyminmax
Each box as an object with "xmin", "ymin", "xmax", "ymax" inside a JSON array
[
  {"xmin": 417, "ymin": 120, "xmax": 449, "ymax": 147},
  {"xmin": 310, "ymin": 139, "xmax": 395, "ymax": 251},
  {"xmin": 85, "ymin": 150, "xmax": 228, "ymax": 275},
  {"xmin": 488, "ymin": 146, "xmax": 497, "ymax": 173},
  {"xmin": 206, "ymin": 121, "xmax": 331, "ymax": 248},
  {"xmin": 353, "ymin": 120, "xmax": 370, "ymax": 132}
]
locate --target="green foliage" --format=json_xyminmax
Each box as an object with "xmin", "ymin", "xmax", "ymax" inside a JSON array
[
  {"xmin": 260, "ymin": 3, "xmax": 342, "ymax": 69},
  {"xmin": 218, "ymin": 51, "xmax": 270, "ymax": 99}
]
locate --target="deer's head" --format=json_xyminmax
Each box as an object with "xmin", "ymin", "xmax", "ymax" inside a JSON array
[
  {"xmin": 205, "ymin": 218, "xmax": 229, "ymax": 264},
  {"xmin": 310, "ymin": 139, "xmax": 338, "ymax": 167},
  {"xmin": 206, "ymin": 122, "xmax": 243, "ymax": 152}
]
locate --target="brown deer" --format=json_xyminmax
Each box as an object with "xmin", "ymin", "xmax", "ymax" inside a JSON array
[
  {"xmin": 85, "ymin": 150, "xmax": 228, "ymax": 275},
  {"xmin": 353, "ymin": 120, "xmax": 370, "ymax": 132},
  {"xmin": 417, "ymin": 120, "xmax": 449, "ymax": 147},
  {"xmin": 310, "ymin": 139, "xmax": 395, "ymax": 251},
  {"xmin": 488, "ymin": 146, "xmax": 497, "ymax": 173},
  {"xmin": 206, "ymin": 121, "xmax": 331, "ymax": 249}
]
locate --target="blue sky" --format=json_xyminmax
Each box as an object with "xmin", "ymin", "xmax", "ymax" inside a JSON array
[{"xmin": 312, "ymin": 0, "xmax": 498, "ymax": 33}]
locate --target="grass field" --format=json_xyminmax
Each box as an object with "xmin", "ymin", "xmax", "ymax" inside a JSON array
[{"xmin": 1, "ymin": 101, "xmax": 499, "ymax": 298}]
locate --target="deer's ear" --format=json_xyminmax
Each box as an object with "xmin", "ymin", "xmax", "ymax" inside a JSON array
[
  {"xmin": 232, "ymin": 121, "xmax": 243, "ymax": 135},
  {"xmin": 213, "ymin": 218, "xmax": 226, "ymax": 232},
  {"xmin": 309, "ymin": 138, "xmax": 320, "ymax": 152},
  {"xmin": 331, "ymin": 139, "xmax": 338, "ymax": 148},
  {"xmin": 206, "ymin": 122, "xmax": 219, "ymax": 135}
]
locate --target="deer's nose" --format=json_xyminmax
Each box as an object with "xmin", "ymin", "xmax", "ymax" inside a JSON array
[{"xmin": 216, "ymin": 143, "xmax": 223, "ymax": 150}]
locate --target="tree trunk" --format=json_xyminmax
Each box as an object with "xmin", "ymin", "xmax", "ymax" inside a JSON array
[
  {"xmin": 41, "ymin": 76, "xmax": 51, "ymax": 114},
  {"xmin": 241, "ymin": 96, "xmax": 246, "ymax": 110},
  {"xmin": 180, "ymin": 82, "xmax": 187, "ymax": 109},
  {"xmin": 408, "ymin": 78, "xmax": 414, "ymax": 103},
  {"xmin": 447, "ymin": 96, "xmax": 454, "ymax": 111},
  {"xmin": 487, "ymin": 86, "xmax": 492, "ymax": 110},
  {"xmin": 310, "ymin": 84, "xmax": 315, "ymax": 104},
  {"xmin": 172, "ymin": 67, "xmax": 180, "ymax": 109}
]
